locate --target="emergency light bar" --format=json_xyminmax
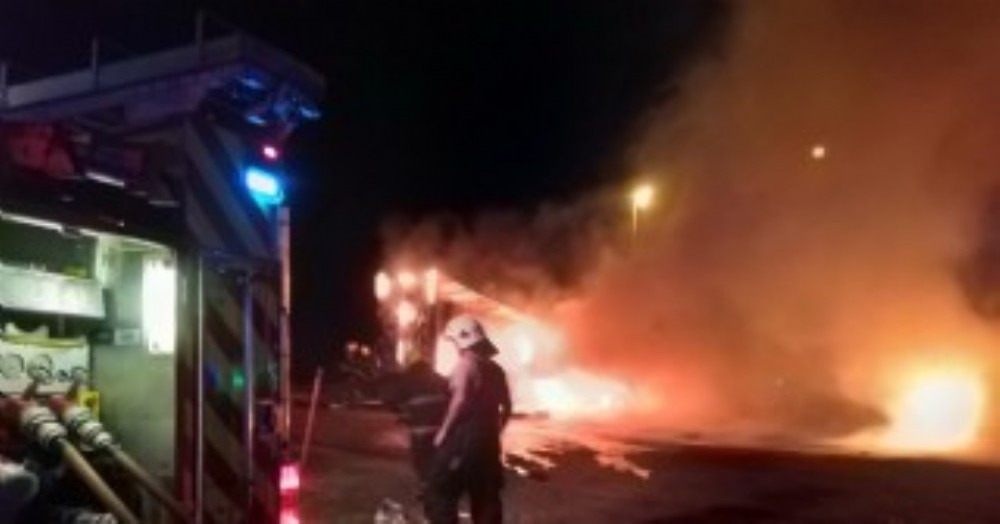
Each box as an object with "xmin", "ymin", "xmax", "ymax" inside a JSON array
[
  {"xmin": 244, "ymin": 165, "xmax": 285, "ymax": 206},
  {"xmin": 262, "ymin": 144, "xmax": 281, "ymax": 161}
]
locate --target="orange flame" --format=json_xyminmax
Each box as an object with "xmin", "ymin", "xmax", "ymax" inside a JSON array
[
  {"xmin": 396, "ymin": 300, "xmax": 418, "ymax": 328},
  {"xmin": 880, "ymin": 365, "xmax": 987, "ymax": 453},
  {"xmin": 397, "ymin": 270, "xmax": 418, "ymax": 290},
  {"xmin": 375, "ymin": 272, "xmax": 393, "ymax": 301},
  {"xmin": 424, "ymin": 268, "xmax": 439, "ymax": 304},
  {"xmin": 436, "ymin": 316, "xmax": 632, "ymax": 419}
]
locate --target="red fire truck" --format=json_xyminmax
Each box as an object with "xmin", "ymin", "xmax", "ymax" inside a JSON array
[{"xmin": 0, "ymin": 13, "xmax": 321, "ymax": 524}]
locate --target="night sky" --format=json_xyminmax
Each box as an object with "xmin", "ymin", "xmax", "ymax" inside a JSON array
[{"xmin": 0, "ymin": 0, "xmax": 724, "ymax": 374}]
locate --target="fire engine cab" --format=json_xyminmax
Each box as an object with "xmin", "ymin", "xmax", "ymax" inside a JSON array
[{"xmin": 0, "ymin": 13, "xmax": 322, "ymax": 524}]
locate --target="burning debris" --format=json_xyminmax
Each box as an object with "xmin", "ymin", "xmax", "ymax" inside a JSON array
[
  {"xmin": 374, "ymin": 268, "xmax": 634, "ymax": 420},
  {"xmin": 877, "ymin": 364, "xmax": 987, "ymax": 453}
]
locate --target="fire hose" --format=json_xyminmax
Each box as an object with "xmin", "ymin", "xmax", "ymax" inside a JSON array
[
  {"xmin": 49, "ymin": 397, "xmax": 192, "ymax": 523},
  {"xmin": 16, "ymin": 401, "xmax": 141, "ymax": 524}
]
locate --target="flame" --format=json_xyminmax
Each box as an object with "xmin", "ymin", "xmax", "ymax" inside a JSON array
[
  {"xmin": 435, "ymin": 316, "xmax": 632, "ymax": 420},
  {"xmin": 375, "ymin": 271, "xmax": 393, "ymax": 301},
  {"xmin": 396, "ymin": 300, "xmax": 418, "ymax": 328},
  {"xmin": 531, "ymin": 373, "xmax": 630, "ymax": 419},
  {"xmin": 397, "ymin": 270, "xmax": 418, "ymax": 290},
  {"xmin": 424, "ymin": 268, "xmax": 439, "ymax": 304},
  {"xmin": 881, "ymin": 366, "xmax": 987, "ymax": 453}
]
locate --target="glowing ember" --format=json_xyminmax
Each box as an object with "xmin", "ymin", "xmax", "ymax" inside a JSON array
[
  {"xmin": 503, "ymin": 418, "xmax": 652, "ymax": 480},
  {"xmin": 531, "ymin": 372, "xmax": 630, "ymax": 419},
  {"xmin": 383, "ymin": 268, "xmax": 633, "ymax": 421},
  {"xmin": 424, "ymin": 268, "xmax": 439, "ymax": 304},
  {"xmin": 810, "ymin": 143, "xmax": 826, "ymax": 159},
  {"xmin": 375, "ymin": 272, "xmax": 393, "ymax": 301},
  {"xmin": 396, "ymin": 300, "xmax": 418, "ymax": 328},
  {"xmin": 533, "ymin": 379, "xmax": 577, "ymax": 416},
  {"xmin": 881, "ymin": 367, "xmax": 987, "ymax": 453},
  {"xmin": 397, "ymin": 270, "xmax": 418, "ymax": 290},
  {"xmin": 435, "ymin": 314, "xmax": 632, "ymax": 419}
]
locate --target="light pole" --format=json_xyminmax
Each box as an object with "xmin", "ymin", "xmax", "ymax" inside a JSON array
[{"xmin": 630, "ymin": 183, "xmax": 654, "ymax": 240}]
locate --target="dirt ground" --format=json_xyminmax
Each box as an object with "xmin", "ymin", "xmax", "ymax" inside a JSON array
[{"xmin": 294, "ymin": 405, "xmax": 1000, "ymax": 523}]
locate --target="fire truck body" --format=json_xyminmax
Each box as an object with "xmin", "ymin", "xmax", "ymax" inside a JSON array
[{"xmin": 0, "ymin": 17, "xmax": 321, "ymax": 523}]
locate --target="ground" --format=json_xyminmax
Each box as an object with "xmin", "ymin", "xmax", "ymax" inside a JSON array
[{"xmin": 293, "ymin": 405, "xmax": 1000, "ymax": 523}]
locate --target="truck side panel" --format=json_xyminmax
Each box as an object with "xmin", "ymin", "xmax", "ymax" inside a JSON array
[{"xmin": 178, "ymin": 116, "xmax": 282, "ymax": 524}]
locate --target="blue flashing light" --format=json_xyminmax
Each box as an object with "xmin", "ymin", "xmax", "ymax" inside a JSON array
[
  {"xmin": 245, "ymin": 113, "xmax": 269, "ymax": 126},
  {"xmin": 244, "ymin": 166, "xmax": 285, "ymax": 206},
  {"xmin": 298, "ymin": 103, "xmax": 322, "ymax": 121}
]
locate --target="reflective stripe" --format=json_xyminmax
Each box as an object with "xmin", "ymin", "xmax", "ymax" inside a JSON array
[{"xmin": 183, "ymin": 116, "xmax": 281, "ymax": 523}]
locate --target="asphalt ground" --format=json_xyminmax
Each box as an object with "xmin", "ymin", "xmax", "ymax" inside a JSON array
[{"xmin": 293, "ymin": 405, "xmax": 1000, "ymax": 524}]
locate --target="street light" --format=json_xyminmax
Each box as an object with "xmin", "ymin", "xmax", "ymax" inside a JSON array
[
  {"xmin": 811, "ymin": 144, "xmax": 826, "ymax": 160},
  {"xmin": 630, "ymin": 183, "xmax": 655, "ymax": 239}
]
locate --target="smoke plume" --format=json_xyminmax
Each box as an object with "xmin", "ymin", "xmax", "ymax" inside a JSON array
[
  {"xmin": 387, "ymin": 1, "xmax": 1000, "ymax": 453},
  {"xmin": 569, "ymin": 0, "xmax": 1000, "ymax": 444}
]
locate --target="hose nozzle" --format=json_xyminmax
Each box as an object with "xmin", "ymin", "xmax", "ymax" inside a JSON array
[
  {"xmin": 60, "ymin": 404, "xmax": 115, "ymax": 451},
  {"xmin": 19, "ymin": 404, "xmax": 67, "ymax": 451}
]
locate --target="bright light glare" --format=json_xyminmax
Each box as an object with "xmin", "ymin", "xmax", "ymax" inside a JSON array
[
  {"xmin": 262, "ymin": 144, "xmax": 281, "ymax": 161},
  {"xmin": 85, "ymin": 170, "xmax": 126, "ymax": 188},
  {"xmin": 279, "ymin": 508, "xmax": 301, "ymax": 524},
  {"xmin": 280, "ymin": 463, "xmax": 301, "ymax": 493},
  {"xmin": 435, "ymin": 336, "xmax": 458, "ymax": 376},
  {"xmin": 882, "ymin": 367, "xmax": 987, "ymax": 452},
  {"xmin": 396, "ymin": 339, "xmax": 411, "ymax": 368},
  {"xmin": 432, "ymin": 316, "xmax": 631, "ymax": 419},
  {"xmin": 244, "ymin": 166, "xmax": 284, "ymax": 205},
  {"xmin": 811, "ymin": 144, "xmax": 826, "ymax": 159},
  {"xmin": 1, "ymin": 212, "xmax": 64, "ymax": 232},
  {"xmin": 397, "ymin": 270, "xmax": 417, "ymax": 290},
  {"xmin": 631, "ymin": 184, "xmax": 654, "ymax": 210},
  {"xmin": 375, "ymin": 271, "xmax": 393, "ymax": 301},
  {"xmin": 532, "ymin": 372, "xmax": 630, "ymax": 419},
  {"xmin": 396, "ymin": 300, "xmax": 418, "ymax": 328},
  {"xmin": 142, "ymin": 255, "xmax": 177, "ymax": 355},
  {"xmin": 424, "ymin": 268, "xmax": 439, "ymax": 304},
  {"xmin": 534, "ymin": 379, "xmax": 577, "ymax": 416}
]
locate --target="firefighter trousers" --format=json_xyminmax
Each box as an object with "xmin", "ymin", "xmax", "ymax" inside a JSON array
[{"xmin": 423, "ymin": 435, "xmax": 503, "ymax": 524}]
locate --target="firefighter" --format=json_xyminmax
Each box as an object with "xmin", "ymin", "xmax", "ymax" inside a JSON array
[{"xmin": 425, "ymin": 315, "xmax": 511, "ymax": 524}]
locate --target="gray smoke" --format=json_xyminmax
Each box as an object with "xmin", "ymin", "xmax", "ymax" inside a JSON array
[
  {"xmin": 564, "ymin": 0, "xmax": 1000, "ymax": 445},
  {"xmin": 381, "ymin": 195, "xmax": 614, "ymax": 307}
]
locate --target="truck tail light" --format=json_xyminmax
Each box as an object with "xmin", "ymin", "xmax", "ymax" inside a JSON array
[
  {"xmin": 279, "ymin": 507, "xmax": 301, "ymax": 524},
  {"xmin": 280, "ymin": 462, "xmax": 301, "ymax": 494},
  {"xmin": 280, "ymin": 461, "xmax": 301, "ymax": 523}
]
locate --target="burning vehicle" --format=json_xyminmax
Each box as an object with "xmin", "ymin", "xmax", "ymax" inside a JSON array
[
  {"xmin": 371, "ymin": 253, "xmax": 997, "ymax": 464},
  {"xmin": 374, "ymin": 267, "xmax": 633, "ymax": 421}
]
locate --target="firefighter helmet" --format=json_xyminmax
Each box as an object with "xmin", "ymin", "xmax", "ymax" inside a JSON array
[{"xmin": 443, "ymin": 315, "xmax": 487, "ymax": 350}]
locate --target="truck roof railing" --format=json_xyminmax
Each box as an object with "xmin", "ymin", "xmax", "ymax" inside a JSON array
[{"xmin": 0, "ymin": 10, "xmax": 323, "ymax": 130}]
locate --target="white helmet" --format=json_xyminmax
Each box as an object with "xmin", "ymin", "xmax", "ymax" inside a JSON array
[{"xmin": 443, "ymin": 315, "xmax": 487, "ymax": 350}]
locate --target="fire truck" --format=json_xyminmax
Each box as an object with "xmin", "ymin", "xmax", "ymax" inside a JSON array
[{"xmin": 0, "ymin": 13, "xmax": 321, "ymax": 524}]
